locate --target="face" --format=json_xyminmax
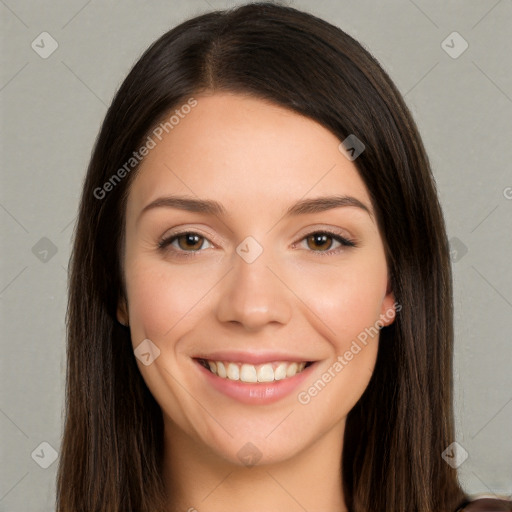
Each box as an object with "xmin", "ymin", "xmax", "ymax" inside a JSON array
[{"xmin": 118, "ymin": 93, "xmax": 395, "ymax": 467}]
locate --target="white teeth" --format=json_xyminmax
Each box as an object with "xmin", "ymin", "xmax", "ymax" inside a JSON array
[
  {"xmin": 286, "ymin": 362, "xmax": 298, "ymax": 378},
  {"xmin": 201, "ymin": 359, "xmax": 310, "ymax": 382},
  {"xmin": 240, "ymin": 364, "xmax": 258, "ymax": 383},
  {"xmin": 257, "ymin": 364, "xmax": 274, "ymax": 382},
  {"xmin": 227, "ymin": 362, "xmax": 239, "ymax": 380},
  {"xmin": 216, "ymin": 361, "xmax": 227, "ymax": 378},
  {"xmin": 274, "ymin": 363, "xmax": 287, "ymax": 381}
]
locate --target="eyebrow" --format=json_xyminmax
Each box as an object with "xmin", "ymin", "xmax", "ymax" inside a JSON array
[{"xmin": 139, "ymin": 194, "xmax": 372, "ymax": 220}]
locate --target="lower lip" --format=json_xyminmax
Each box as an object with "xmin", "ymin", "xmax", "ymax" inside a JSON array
[{"xmin": 193, "ymin": 359, "xmax": 316, "ymax": 405}]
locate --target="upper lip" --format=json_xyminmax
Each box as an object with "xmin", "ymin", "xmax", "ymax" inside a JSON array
[{"xmin": 193, "ymin": 351, "xmax": 315, "ymax": 365}]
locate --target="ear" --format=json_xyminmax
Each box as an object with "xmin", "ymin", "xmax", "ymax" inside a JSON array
[
  {"xmin": 379, "ymin": 281, "xmax": 397, "ymax": 327},
  {"xmin": 117, "ymin": 296, "xmax": 129, "ymax": 327}
]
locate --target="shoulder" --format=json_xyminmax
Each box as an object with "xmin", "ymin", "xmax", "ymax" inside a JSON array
[{"xmin": 455, "ymin": 496, "xmax": 512, "ymax": 511}]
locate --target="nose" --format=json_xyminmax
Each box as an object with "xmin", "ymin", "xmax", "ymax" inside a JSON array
[{"xmin": 215, "ymin": 245, "xmax": 292, "ymax": 331}]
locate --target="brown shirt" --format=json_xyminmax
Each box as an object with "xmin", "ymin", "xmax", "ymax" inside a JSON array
[{"xmin": 456, "ymin": 497, "xmax": 512, "ymax": 511}]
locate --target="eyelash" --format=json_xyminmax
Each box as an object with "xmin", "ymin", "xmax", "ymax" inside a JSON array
[{"xmin": 157, "ymin": 230, "xmax": 356, "ymax": 259}]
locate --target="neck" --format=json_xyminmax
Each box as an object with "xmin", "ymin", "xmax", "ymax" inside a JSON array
[{"xmin": 162, "ymin": 417, "xmax": 348, "ymax": 512}]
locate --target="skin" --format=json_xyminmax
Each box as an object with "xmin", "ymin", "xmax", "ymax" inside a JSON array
[{"xmin": 117, "ymin": 92, "xmax": 396, "ymax": 512}]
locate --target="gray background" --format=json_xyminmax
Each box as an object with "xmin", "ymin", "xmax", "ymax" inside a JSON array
[{"xmin": 1, "ymin": 0, "xmax": 511, "ymax": 510}]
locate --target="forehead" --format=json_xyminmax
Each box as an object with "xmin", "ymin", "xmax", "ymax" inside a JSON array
[{"xmin": 126, "ymin": 93, "xmax": 371, "ymax": 216}]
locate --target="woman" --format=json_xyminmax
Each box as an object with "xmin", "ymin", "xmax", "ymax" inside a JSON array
[{"xmin": 56, "ymin": 3, "xmax": 511, "ymax": 511}]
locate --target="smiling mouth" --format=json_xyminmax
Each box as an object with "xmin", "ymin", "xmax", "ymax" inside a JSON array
[{"xmin": 196, "ymin": 358, "xmax": 314, "ymax": 383}]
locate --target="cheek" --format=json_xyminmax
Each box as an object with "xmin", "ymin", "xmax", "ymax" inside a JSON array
[
  {"xmin": 124, "ymin": 256, "xmax": 223, "ymax": 343},
  {"xmin": 289, "ymin": 253, "xmax": 388, "ymax": 352},
  {"xmin": 291, "ymin": 263, "xmax": 387, "ymax": 426}
]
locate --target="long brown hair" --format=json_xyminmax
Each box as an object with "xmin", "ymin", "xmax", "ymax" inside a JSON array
[{"xmin": 57, "ymin": 3, "xmax": 468, "ymax": 510}]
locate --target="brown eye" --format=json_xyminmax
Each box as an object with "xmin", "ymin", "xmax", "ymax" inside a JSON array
[
  {"xmin": 158, "ymin": 232, "xmax": 213, "ymax": 253},
  {"xmin": 306, "ymin": 233, "xmax": 334, "ymax": 251},
  {"xmin": 298, "ymin": 231, "xmax": 356, "ymax": 253},
  {"xmin": 176, "ymin": 233, "xmax": 206, "ymax": 251}
]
